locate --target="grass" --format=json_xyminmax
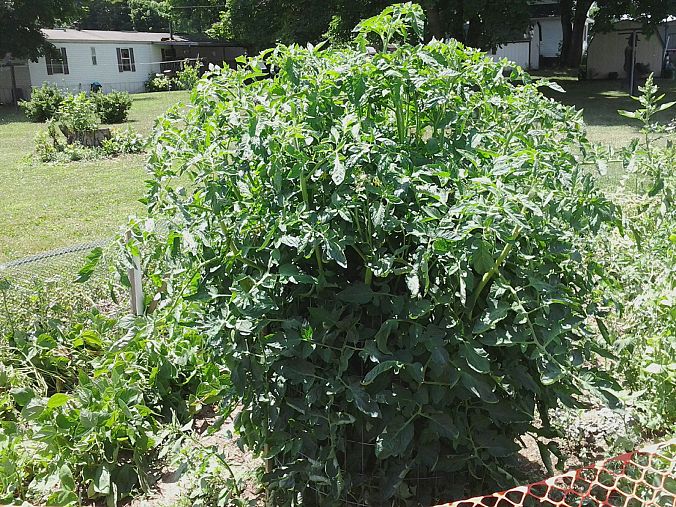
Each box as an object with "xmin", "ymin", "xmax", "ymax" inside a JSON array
[
  {"xmin": 0, "ymin": 91, "xmax": 189, "ymax": 263},
  {"xmin": 539, "ymin": 76, "xmax": 676, "ymax": 146},
  {"xmin": 1, "ymin": 78, "xmax": 675, "ymax": 263}
]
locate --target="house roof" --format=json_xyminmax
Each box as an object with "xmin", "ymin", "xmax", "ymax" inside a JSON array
[{"xmin": 42, "ymin": 29, "xmax": 191, "ymax": 44}]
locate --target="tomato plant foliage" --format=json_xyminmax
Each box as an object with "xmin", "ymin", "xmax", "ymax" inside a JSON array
[{"xmin": 141, "ymin": 4, "xmax": 617, "ymax": 504}]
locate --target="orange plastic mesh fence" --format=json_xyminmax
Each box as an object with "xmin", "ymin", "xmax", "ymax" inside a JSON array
[{"xmin": 435, "ymin": 439, "xmax": 675, "ymax": 507}]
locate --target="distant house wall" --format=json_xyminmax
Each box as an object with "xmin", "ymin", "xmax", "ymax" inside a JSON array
[
  {"xmin": 0, "ymin": 63, "xmax": 32, "ymax": 103},
  {"xmin": 587, "ymin": 22, "xmax": 664, "ymax": 79},
  {"xmin": 28, "ymin": 42, "xmax": 163, "ymax": 94}
]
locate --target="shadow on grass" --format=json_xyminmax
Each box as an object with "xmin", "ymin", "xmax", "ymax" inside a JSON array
[
  {"xmin": 540, "ymin": 78, "xmax": 676, "ymax": 128},
  {"xmin": 0, "ymin": 106, "xmax": 30, "ymax": 125}
]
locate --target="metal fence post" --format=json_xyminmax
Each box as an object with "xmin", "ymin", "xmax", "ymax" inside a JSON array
[{"xmin": 125, "ymin": 230, "xmax": 144, "ymax": 316}]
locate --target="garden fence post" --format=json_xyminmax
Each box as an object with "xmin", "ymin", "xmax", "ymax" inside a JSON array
[{"xmin": 125, "ymin": 230, "xmax": 144, "ymax": 316}]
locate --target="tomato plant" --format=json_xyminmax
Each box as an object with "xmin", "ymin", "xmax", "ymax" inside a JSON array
[{"xmin": 137, "ymin": 4, "xmax": 619, "ymax": 504}]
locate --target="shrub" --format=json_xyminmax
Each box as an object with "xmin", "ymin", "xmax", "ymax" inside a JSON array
[
  {"xmin": 18, "ymin": 84, "xmax": 64, "ymax": 122},
  {"xmin": 58, "ymin": 93, "xmax": 98, "ymax": 134},
  {"xmin": 175, "ymin": 60, "xmax": 202, "ymax": 90},
  {"xmin": 101, "ymin": 128, "xmax": 146, "ymax": 156},
  {"xmin": 93, "ymin": 90, "xmax": 133, "ymax": 123},
  {"xmin": 145, "ymin": 73, "xmax": 172, "ymax": 92},
  {"xmin": 140, "ymin": 4, "xmax": 618, "ymax": 504}
]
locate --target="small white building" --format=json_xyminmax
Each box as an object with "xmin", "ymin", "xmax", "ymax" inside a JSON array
[
  {"xmin": 586, "ymin": 20, "xmax": 666, "ymax": 79},
  {"xmin": 488, "ymin": 1, "xmax": 591, "ymax": 71},
  {"xmin": 1, "ymin": 29, "xmax": 246, "ymax": 104}
]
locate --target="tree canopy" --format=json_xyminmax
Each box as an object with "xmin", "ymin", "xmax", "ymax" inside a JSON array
[
  {"xmin": 1, "ymin": 0, "xmax": 81, "ymax": 60},
  {"xmin": 208, "ymin": 0, "xmax": 531, "ymax": 52}
]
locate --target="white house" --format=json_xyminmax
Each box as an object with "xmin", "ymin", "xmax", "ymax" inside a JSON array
[{"xmin": 0, "ymin": 29, "xmax": 246, "ymax": 104}]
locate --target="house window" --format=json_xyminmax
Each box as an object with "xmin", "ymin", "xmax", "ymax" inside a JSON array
[
  {"xmin": 116, "ymin": 47, "xmax": 136, "ymax": 72},
  {"xmin": 91, "ymin": 47, "xmax": 97, "ymax": 65},
  {"xmin": 46, "ymin": 47, "xmax": 69, "ymax": 75}
]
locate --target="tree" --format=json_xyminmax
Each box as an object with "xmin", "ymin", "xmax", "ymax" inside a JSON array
[
  {"xmin": 559, "ymin": 0, "xmax": 594, "ymax": 68},
  {"xmin": 78, "ymin": 0, "xmax": 133, "ymax": 30},
  {"xmin": 129, "ymin": 0, "xmax": 170, "ymax": 32},
  {"xmin": 209, "ymin": 0, "xmax": 531, "ymax": 52},
  {"xmin": 594, "ymin": 0, "xmax": 676, "ymax": 33},
  {"xmin": 79, "ymin": 0, "xmax": 169, "ymax": 32},
  {"xmin": 0, "ymin": 0, "xmax": 81, "ymax": 60}
]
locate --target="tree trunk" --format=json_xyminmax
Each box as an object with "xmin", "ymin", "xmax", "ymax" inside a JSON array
[
  {"xmin": 559, "ymin": 0, "xmax": 573, "ymax": 64},
  {"xmin": 466, "ymin": 14, "xmax": 483, "ymax": 48},
  {"xmin": 564, "ymin": 0, "xmax": 592, "ymax": 68},
  {"xmin": 425, "ymin": 3, "xmax": 443, "ymax": 41},
  {"xmin": 449, "ymin": 0, "xmax": 465, "ymax": 43}
]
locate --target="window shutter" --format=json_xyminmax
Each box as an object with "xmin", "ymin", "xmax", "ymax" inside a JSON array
[
  {"xmin": 46, "ymin": 54, "xmax": 53, "ymax": 75},
  {"xmin": 61, "ymin": 48, "xmax": 69, "ymax": 75},
  {"xmin": 117, "ymin": 48, "xmax": 123, "ymax": 72},
  {"xmin": 129, "ymin": 48, "xmax": 136, "ymax": 72}
]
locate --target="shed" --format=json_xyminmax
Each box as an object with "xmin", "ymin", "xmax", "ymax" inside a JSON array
[{"xmin": 586, "ymin": 20, "xmax": 665, "ymax": 80}]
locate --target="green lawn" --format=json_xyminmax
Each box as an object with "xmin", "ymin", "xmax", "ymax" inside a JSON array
[
  {"xmin": 0, "ymin": 91, "xmax": 189, "ymax": 263},
  {"xmin": 539, "ymin": 76, "xmax": 676, "ymax": 146}
]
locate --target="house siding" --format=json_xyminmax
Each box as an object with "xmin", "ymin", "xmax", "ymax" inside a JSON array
[{"xmin": 28, "ymin": 42, "xmax": 163, "ymax": 94}]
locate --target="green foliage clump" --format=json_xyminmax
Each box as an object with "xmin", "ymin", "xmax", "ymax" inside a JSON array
[
  {"xmin": 102, "ymin": 128, "xmax": 147, "ymax": 156},
  {"xmin": 58, "ymin": 93, "xmax": 99, "ymax": 134},
  {"xmin": 145, "ymin": 73, "xmax": 172, "ymax": 92},
  {"xmin": 92, "ymin": 90, "xmax": 133, "ymax": 124},
  {"xmin": 0, "ymin": 262, "xmax": 230, "ymax": 505},
  {"xmin": 175, "ymin": 60, "xmax": 203, "ymax": 91},
  {"xmin": 139, "ymin": 4, "xmax": 619, "ymax": 503},
  {"xmin": 19, "ymin": 84, "xmax": 65, "ymax": 122},
  {"xmin": 596, "ymin": 76, "xmax": 676, "ymax": 431}
]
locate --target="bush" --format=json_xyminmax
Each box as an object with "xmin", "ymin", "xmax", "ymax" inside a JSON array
[
  {"xmin": 145, "ymin": 73, "xmax": 172, "ymax": 92},
  {"xmin": 18, "ymin": 84, "xmax": 64, "ymax": 122},
  {"xmin": 175, "ymin": 60, "xmax": 202, "ymax": 90},
  {"xmin": 58, "ymin": 93, "xmax": 98, "ymax": 134},
  {"xmin": 101, "ymin": 128, "xmax": 146, "ymax": 156},
  {"xmin": 140, "ymin": 4, "xmax": 618, "ymax": 504},
  {"xmin": 93, "ymin": 90, "xmax": 133, "ymax": 123}
]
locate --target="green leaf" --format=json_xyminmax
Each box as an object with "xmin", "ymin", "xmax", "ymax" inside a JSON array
[
  {"xmin": 426, "ymin": 413, "xmax": 459, "ymax": 439},
  {"xmin": 337, "ymin": 283, "xmax": 373, "ymax": 304},
  {"xmin": 348, "ymin": 383, "xmax": 380, "ymax": 417},
  {"xmin": 618, "ymin": 109, "xmax": 639, "ymax": 119},
  {"xmin": 75, "ymin": 247, "xmax": 103, "ymax": 283},
  {"xmin": 460, "ymin": 342, "xmax": 491, "ymax": 374},
  {"xmin": 472, "ymin": 241, "xmax": 493, "ymax": 275},
  {"xmin": 47, "ymin": 393, "xmax": 70, "ymax": 409},
  {"xmin": 332, "ymin": 153, "xmax": 345, "ymax": 185},
  {"xmin": 375, "ymin": 319, "xmax": 397, "ymax": 354},
  {"xmin": 10, "ymin": 387, "xmax": 34, "ymax": 406},
  {"xmin": 460, "ymin": 371, "xmax": 498, "ymax": 403},
  {"xmin": 363, "ymin": 360, "xmax": 401, "ymax": 385},
  {"xmin": 93, "ymin": 465, "xmax": 111, "ymax": 494},
  {"xmin": 472, "ymin": 303, "xmax": 510, "ymax": 334},
  {"xmin": 376, "ymin": 419, "xmax": 414, "ymax": 459}
]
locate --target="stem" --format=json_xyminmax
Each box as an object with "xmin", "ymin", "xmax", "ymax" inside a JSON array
[{"xmin": 467, "ymin": 225, "xmax": 522, "ymax": 316}]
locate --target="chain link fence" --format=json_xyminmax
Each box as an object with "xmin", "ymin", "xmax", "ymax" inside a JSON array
[{"xmin": 0, "ymin": 239, "xmax": 130, "ymax": 330}]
